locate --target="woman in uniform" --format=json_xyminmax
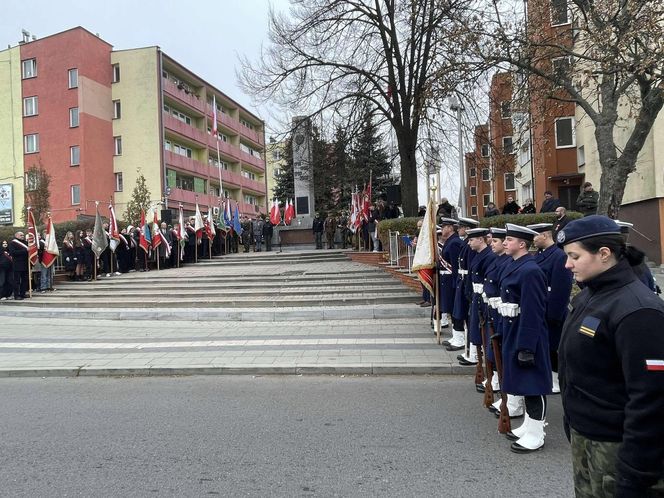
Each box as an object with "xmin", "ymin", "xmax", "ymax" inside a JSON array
[{"xmin": 558, "ymin": 215, "xmax": 664, "ymax": 497}]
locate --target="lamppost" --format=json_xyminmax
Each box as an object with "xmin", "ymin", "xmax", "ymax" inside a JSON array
[{"xmin": 449, "ymin": 96, "xmax": 466, "ymax": 217}]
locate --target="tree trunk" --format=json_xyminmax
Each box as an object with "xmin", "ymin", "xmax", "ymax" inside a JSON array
[{"xmin": 396, "ymin": 130, "xmax": 419, "ymax": 217}]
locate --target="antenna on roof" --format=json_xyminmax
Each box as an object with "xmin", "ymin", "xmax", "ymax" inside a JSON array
[{"xmin": 21, "ymin": 29, "xmax": 30, "ymax": 43}]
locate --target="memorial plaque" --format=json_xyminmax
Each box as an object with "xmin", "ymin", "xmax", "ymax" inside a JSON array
[{"xmin": 0, "ymin": 184, "xmax": 14, "ymax": 225}]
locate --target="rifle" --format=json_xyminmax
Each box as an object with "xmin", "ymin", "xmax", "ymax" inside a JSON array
[
  {"xmin": 490, "ymin": 322, "xmax": 511, "ymax": 434},
  {"xmin": 475, "ymin": 311, "xmax": 486, "ymax": 387},
  {"xmin": 481, "ymin": 313, "xmax": 494, "ymax": 408}
]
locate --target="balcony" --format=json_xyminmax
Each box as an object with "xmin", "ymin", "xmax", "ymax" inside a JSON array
[
  {"xmin": 208, "ymin": 136, "xmax": 242, "ymax": 162},
  {"xmin": 163, "ymin": 114, "xmax": 208, "ymax": 146},
  {"xmin": 239, "ymin": 202, "xmax": 264, "ymax": 216},
  {"xmin": 162, "ymin": 78, "xmax": 206, "ymax": 114},
  {"xmin": 240, "ymin": 150, "xmax": 265, "ymax": 170},
  {"xmin": 241, "ymin": 126, "xmax": 265, "ymax": 146},
  {"xmin": 241, "ymin": 176, "xmax": 267, "ymax": 195},
  {"xmin": 164, "ymin": 151, "xmax": 243, "ymax": 189}
]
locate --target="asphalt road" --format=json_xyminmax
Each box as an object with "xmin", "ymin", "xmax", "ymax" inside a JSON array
[{"xmin": 0, "ymin": 376, "xmax": 572, "ymax": 497}]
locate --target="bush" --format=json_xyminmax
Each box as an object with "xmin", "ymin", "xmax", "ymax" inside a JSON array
[{"xmin": 479, "ymin": 211, "xmax": 583, "ymax": 228}]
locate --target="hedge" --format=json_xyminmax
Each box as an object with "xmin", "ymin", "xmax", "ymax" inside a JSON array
[{"xmin": 377, "ymin": 217, "xmax": 421, "ymax": 250}]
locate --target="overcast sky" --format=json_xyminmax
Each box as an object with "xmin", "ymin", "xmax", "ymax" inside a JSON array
[{"xmin": 1, "ymin": 0, "xmax": 457, "ymax": 206}]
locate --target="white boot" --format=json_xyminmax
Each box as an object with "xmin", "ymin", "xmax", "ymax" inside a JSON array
[
  {"xmin": 441, "ymin": 313, "xmax": 449, "ymax": 327},
  {"xmin": 506, "ymin": 412, "xmax": 531, "ymax": 440},
  {"xmin": 446, "ymin": 329, "xmax": 465, "ymax": 349},
  {"xmin": 491, "ymin": 372, "xmax": 500, "ymax": 391},
  {"xmin": 506, "ymin": 395, "xmax": 525, "ymax": 417},
  {"xmin": 459, "ymin": 344, "xmax": 478, "ymax": 364},
  {"xmin": 551, "ymin": 371, "xmax": 560, "ymax": 394},
  {"xmin": 511, "ymin": 419, "xmax": 546, "ymax": 453}
]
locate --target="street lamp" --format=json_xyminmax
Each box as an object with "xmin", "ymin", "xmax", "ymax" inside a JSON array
[{"xmin": 449, "ymin": 96, "xmax": 466, "ymax": 217}]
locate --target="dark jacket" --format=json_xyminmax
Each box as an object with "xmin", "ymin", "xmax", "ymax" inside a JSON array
[
  {"xmin": 312, "ymin": 217, "xmax": 324, "ymax": 233},
  {"xmin": 540, "ymin": 197, "xmax": 561, "ymax": 213},
  {"xmin": 262, "ymin": 221, "xmax": 273, "ymax": 238},
  {"xmin": 436, "ymin": 202, "xmax": 456, "ymax": 219},
  {"xmin": 502, "ymin": 201, "xmax": 521, "ymax": 215},
  {"xmin": 484, "ymin": 207, "xmax": 500, "ymax": 217},
  {"xmin": 559, "ymin": 259, "xmax": 664, "ymax": 494},
  {"xmin": 552, "ymin": 215, "xmax": 569, "ymax": 240},
  {"xmin": 576, "ymin": 190, "xmax": 599, "ymax": 216},
  {"xmin": 521, "ymin": 203, "xmax": 536, "ymax": 214},
  {"xmin": 8, "ymin": 238, "xmax": 29, "ymax": 272}
]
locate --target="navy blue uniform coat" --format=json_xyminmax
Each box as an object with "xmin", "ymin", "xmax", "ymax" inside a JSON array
[
  {"xmin": 439, "ymin": 233, "xmax": 463, "ymax": 314},
  {"xmin": 535, "ymin": 244, "xmax": 573, "ymax": 350}
]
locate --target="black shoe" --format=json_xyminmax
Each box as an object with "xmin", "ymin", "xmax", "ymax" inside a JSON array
[
  {"xmin": 510, "ymin": 442, "xmax": 543, "ymax": 454},
  {"xmin": 15, "ymin": 296, "xmax": 23, "ymax": 301},
  {"xmin": 458, "ymin": 357, "xmax": 478, "ymax": 366},
  {"xmin": 505, "ymin": 431, "xmax": 519, "ymax": 441},
  {"xmin": 494, "ymin": 411, "xmax": 524, "ymax": 420},
  {"xmin": 445, "ymin": 344, "xmax": 464, "ymax": 352},
  {"xmin": 488, "ymin": 405, "xmax": 499, "ymax": 414},
  {"xmin": 442, "ymin": 339, "xmax": 452, "ymax": 347},
  {"xmin": 476, "ymin": 384, "xmax": 485, "ymax": 393}
]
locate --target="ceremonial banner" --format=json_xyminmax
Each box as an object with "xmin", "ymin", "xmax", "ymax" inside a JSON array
[
  {"xmin": 91, "ymin": 206, "xmax": 108, "ymax": 258},
  {"xmin": 412, "ymin": 198, "xmax": 436, "ymax": 294},
  {"xmin": 41, "ymin": 214, "xmax": 59, "ymax": 269},
  {"xmin": 26, "ymin": 208, "xmax": 39, "ymax": 266}
]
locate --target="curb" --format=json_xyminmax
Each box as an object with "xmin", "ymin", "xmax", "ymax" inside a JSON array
[{"xmin": 0, "ymin": 364, "xmax": 476, "ymax": 378}]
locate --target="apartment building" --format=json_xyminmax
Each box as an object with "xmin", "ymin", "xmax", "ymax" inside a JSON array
[
  {"xmin": 0, "ymin": 26, "xmax": 267, "ymax": 225},
  {"xmin": 463, "ymin": 125, "xmax": 491, "ymax": 218},
  {"xmin": 266, "ymin": 137, "xmax": 287, "ymax": 202}
]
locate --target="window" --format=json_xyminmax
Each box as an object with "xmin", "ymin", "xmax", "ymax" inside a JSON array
[
  {"xmin": 113, "ymin": 100, "xmax": 121, "ymax": 119},
  {"xmin": 112, "ymin": 64, "xmax": 120, "ymax": 83},
  {"xmin": 500, "ymin": 100, "xmax": 512, "ymax": 119},
  {"xmin": 471, "ymin": 206, "xmax": 477, "ymax": 217},
  {"xmin": 551, "ymin": 0, "xmax": 570, "ymax": 26},
  {"xmin": 502, "ymin": 136, "xmax": 514, "ymax": 155},
  {"xmin": 481, "ymin": 143, "xmax": 490, "ymax": 157},
  {"xmin": 577, "ymin": 145, "xmax": 586, "ymax": 167},
  {"xmin": 504, "ymin": 173, "xmax": 516, "ymax": 191},
  {"xmin": 165, "ymin": 105, "xmax": 192, "ymax": 125},
  {"xmin": 272, "ymin": 150, "xmax": 282, "ymax": 161},
  {"xmin": 114, "ymin": 136, "xmax": 122, "ymax": 156},
  {"xmin": 552, "ymin": 56, "xmax": 572, "ymax": 87},
  {"xmin": 223, "ymin": 189, "xmax": 230, "ymax": 199},
  {"xmin": 68, "ymin": 68, "xmax": 78, "ymax": 89},
  {"xmin": 242, "ymin": 170, "xmax": 256, "ymax": 181},
  {"xmin": 481, "ymin": 168, "xmax": 490, "ymax": 181},
  {"xmin": 21, "ymin": 58, "xmax": 36, "ymax": 79},
  {"xmin": 23, "ymin": 96, "xmax": 38, "ymax": 116},
  {"xmin": 244, "ymin": 194, "xmax": 257, "ymax": 205},
  {"xmin": 470, "ymin": 186, "xmax": 477, "ymax": 196},
  {"xmin": 71, "ymin": 185, "xmax": 80, "ymax": 205},
  {"xmin": 274, "ymin": 168, "xmax": 281, "ymax": 177},
  {"xmin": 555, "ymin": 117, "xmax": 575, "ymax": 148},
  {"xmin": 483, "ymin": 194, "xmax": 491, "ymax": 207},
  {"xmin": 208, "ymin": 157, "xmax": 229, "ymax": 170},
  {"xmin": 240, "ymin": 118, "xmax": 254, "ymax": 130},
  {"xmin": 70, "ymin": 146, "xmax": 80, "ymax": 166},
  {"xmin": 115, "ymin": 172, "xmax": 123, "ymax": 192},
  {"xmin": 24, "ymin": 134, "xmax": 39, "ymax": 153},
  {"xmin": 69, "ymin": 107, "xmax": 79, "ymax": 127},
  {"xmin": 469, "ymin": 167, "xmax": 476, "ymax": 178}
]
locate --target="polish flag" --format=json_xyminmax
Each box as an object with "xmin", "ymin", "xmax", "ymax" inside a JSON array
[
  {"xmin": 109, "ymin": 202, "xmax": 120, "ymax": 252},
  {"xmin": 194, "ymin": 202, "xmax": 205, "ymax": 236},
  {"xmin": 41, "ymin": 214, "xmax": 59, "ymax": 269},
  {"xmin": 270, "ymin": 199, "xmax": 281, "ymax": 225},
  {"xmin": 206, "ymin": 205, "xmax": 216, "ymax": 239},
  {"xmin": 645, "ymin": 360, "xmax": 664, "ymax": 371},
  {"xmin": 412, "ymin": 198, "xmax": 436, "ymax": 294},
  {"xmin": 284, "ymin": 199, "xmax": 294, "ymax": 226}
]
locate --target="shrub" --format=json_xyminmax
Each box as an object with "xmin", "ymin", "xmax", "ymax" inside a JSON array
[
  {"xmin": 479, "ymin": 211, "xmax": 583, "ymax": 228},
  {"xmin": 376, "ymin": 216, "xmax": 421, "ymax": 250}
]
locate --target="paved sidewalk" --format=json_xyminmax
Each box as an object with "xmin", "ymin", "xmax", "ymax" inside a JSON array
[{"xmin": 0, "ymin": 315, "xmax": 473, "ymax": 377}]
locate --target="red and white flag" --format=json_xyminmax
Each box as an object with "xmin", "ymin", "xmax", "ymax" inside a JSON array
[
  {"xmin": 26, "ymin": 208, "xmax": 39, "ymax": 266},
  {"xmin": 270, "ymin": 199, "xmax": 281, "ymax": 225},
  {"xmin": 412, "ymin": 198, "xmax": 436, "ymax": 294},
  {"xmin": 284, "ymin": 199, "xmax": 295, "ymax": 225},
  {"xmin": 109, "ymin": 202, "xmax": 120, "ymax": 252},
  {"xmin": 194, "ymin": 202, "xmax": 205, "ymax": 236},
  {"xmin": 41, "ymin": 214, "xmax": 59, "ymax": 269},
  {"xmin": 645, "ymin": 360, "xmax": 664, "ymax": 372},
  {"xmin": 152, "ymin": 209, "xmax": 163, "ymax": 250},
  {"xmin": 362, "ymin": 171, "xmax": 372, "ymax": 221},
  {"xmin": 212, "ymin": 95, "xmax": 218, "ymax": 137},
  {"xmin": 206, "ymin": 205, "xmax": 216, "ymax": 239},
  {"xmin": 139, "ymin": 209, "xmax": 151, "ymax": 253}
]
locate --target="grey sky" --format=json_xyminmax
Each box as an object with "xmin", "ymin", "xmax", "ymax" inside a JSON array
[{"xmin": 1, "ymin": 0, "xmax": 459, "ymax": 207}]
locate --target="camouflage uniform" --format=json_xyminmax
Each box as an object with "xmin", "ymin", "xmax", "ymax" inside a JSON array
[{"xmin": 571, "ymin": 429, "xmax": 664, "ymax": 497}]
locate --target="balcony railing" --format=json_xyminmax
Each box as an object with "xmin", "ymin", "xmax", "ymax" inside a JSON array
[
  {"xmin": 240, "ymin": 150, "xmax": 265, "ymax": 170},
  {"xmin": 240, "ymin": 176, "xmax": 267, "ymax": 194},
  {"xmin": 165, "ymin": 151, "xmax": 243, "ymax": 189},
  {"xmin": 163, "ymin": 114, "xmax": 208, "ymax": 145},
  {"xmin": 162, "ymin": 78, "xmax": 206, "ymax": 114}
]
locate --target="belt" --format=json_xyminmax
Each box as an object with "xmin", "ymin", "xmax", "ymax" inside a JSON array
[
  {"xmin": 459, "ymin": 269, "xmax": 468, "ymax": 276},
  {"xmin": 482, "ymin": 292, "xmax": 489, "ymax": 304},
  {"xmin": 547, "ymin": 286, "xmax": 552, "ymax": 292},
  {"xmin": 440, "ymin": 270, "xmax": 452, "ymax": 275},
  {"xmin": 472, "ymin": 283, "xmax": 484, "ymax": 294},
  {"xmin": 488, "ymin": 297, "xmax": 502, "ymax": 309},
  {"xmin": 498, "ymin": 302, "xmax": 520, "ymax": 317}
]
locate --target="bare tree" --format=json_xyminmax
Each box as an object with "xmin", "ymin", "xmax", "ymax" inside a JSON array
[
  {"xmin": 478, "ymin": 0, "xmax": 664, "ymax": 217},
  {"xmin": 239, "ymin": 0, "xmax": 477, "ymax": 216},
  {"xmin": 23, "ymin": 163, "xmax": 51, "ymax": 225}
]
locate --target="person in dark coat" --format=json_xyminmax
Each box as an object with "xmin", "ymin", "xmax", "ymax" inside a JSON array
[
  {"xmin": 62, "ymin": 231, "xmax": 77, "ymax": 280},
  {"xmin": 8, "ymin": 232, "xmax": 30, "ymax": 300},
  {"xmin": 528, "ymin": 223, "xmax": 574, "ymax": 394},
  {"xmin": 464, "ymin": 228, "xmax": 496, "ymax": 378},
  {"xmin": 484, "ymin": 202, "xmax": 500, "ymax": 217},
  {"xmin": 500, "ymin": 223, "xmax": 551, "ymax": 453},
  {"xmin": 0, "ymin": 240, "xmax": 14, "ymax": 299},
  {"xmin": 438, "ymin": 218, "xmax": 464, "ymax": 347},
  {"xmin": 521, "ymin": 199, "xmax": 537, "ymax": 214},
  {"xmin": 312, "ymin": 213, "xmax": 324, "ymax": 250},
  {"xmin": 158, "ymin": 222, "xmax": 172, "ymax": 269},
  {"xmin": 540, "ymin": 191, "xmax": 561, "ymax": 213},
  {"xmin": 616, "ymin": 221, "xmax": 660, "ymax": 294},
  {"xmin": 557, "ymin": 216, "xmax": 664, "ymax": 497},
  {"xmin": 552, "ymin": 207, "xmax": 569, "ymax": 240},
  {"xmin": 575, "ymin": 182, "xmax": 599, "ymax": 216},
  {"xmin": 436, "ymin": 198, "xmax": 456, "ymax": 219},
  {"xmin": 501, "ymin": 195, "xmax": 521, "ymax": 215},
  {"xmin": 262, "ymin": 219, "xmax": 274, "ymax": 252},
  {"xmin": 83, "ymin": 229, "xmax": 94, "ymax": 280}
]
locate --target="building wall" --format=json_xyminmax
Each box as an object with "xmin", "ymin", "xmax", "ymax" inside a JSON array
[
  {"xmin": 111, "ymin": 48, "xmax": 162, "ymax": 222},
  {"xmin": 0, "ymin": 46, "xmax": 24, "ymax": 225},
  {"xmin": 266, "ymin": 139, "xmax": 286, "ymax": 201},
  {"xmin": 464, "ymin": 125, "xmax": 491, "ymax": 218},
  {"xmin": 19, "ymin": 28, "xmax": 114, "ymax": 223},
  {"xmin": 488, "ymin": 72, "xmax": 516, "ymax": 211}
]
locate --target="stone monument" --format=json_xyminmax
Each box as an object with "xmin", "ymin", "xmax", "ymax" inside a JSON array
[{"xmin": 292, "ymin": 116, "xmax": 315, "ymax": 228}]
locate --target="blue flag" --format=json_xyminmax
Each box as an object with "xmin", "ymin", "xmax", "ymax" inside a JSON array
[{"xmin": 232, "ymin": 203, "xmax": 242, "ymax": 236}]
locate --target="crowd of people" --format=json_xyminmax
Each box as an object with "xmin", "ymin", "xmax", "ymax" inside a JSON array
[{"xmin": 411, "ymin": 207, "xmax": 663, "ymax": 495}]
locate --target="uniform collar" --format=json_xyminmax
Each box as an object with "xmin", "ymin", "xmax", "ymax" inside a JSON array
[{"xmin": 584, "ymin": 258, "xmax": 637, "ymax": 292}]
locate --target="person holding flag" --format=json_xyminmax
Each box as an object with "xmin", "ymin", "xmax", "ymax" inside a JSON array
[
  {"xmin": 91, "ymin": 203, "xmax": 108, "ymax": 280},
  {"xmin": 39, "ymin": 214, "xmax": 59, "ymax": 293},
  {"xmin": 206, "ymin": 205, "xmax": 216, "ymax": 259},
  {"xmin": 9, "ymin": 230, "xmax": 30, "ymax": 300},
  {"xmin": 108, "ymin": 202, "xmax": 121, "ymax": 276},
  {"xmin": 151, "ymin": 210, "xmax": 165, "ymax": 269},
  {"xmin": 194, "ymin": 201, "xmax": 205, "ymax": 261},
  {"xmin": 412, "ymin": 198, "xmax": 439, "ymax": 340},
  {"xmin": 138, "ymin": 209, "xmax": 152, "ymax": 271}
]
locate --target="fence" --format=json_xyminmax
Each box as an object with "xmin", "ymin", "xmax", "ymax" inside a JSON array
[{"xmin": 386, "ymin": 230, "xmax": 415, "ymax": 273}]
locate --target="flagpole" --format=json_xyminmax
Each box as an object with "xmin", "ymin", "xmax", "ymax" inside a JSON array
[
  {"xmin": 94, "ymin": 256, "xmax": 98, "ymax": 281},
  {"xmin": 431, "ymin": 185, "xmax": 441, "ymax": 344},
  {"xmin": 28, "ymin": 255, "xmax": 32, "ymax": 298}
]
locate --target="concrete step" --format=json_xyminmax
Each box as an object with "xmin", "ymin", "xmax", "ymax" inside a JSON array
[{"xmin": 0, "ymin": 303, "xmax": 429, "ymax": 321}]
